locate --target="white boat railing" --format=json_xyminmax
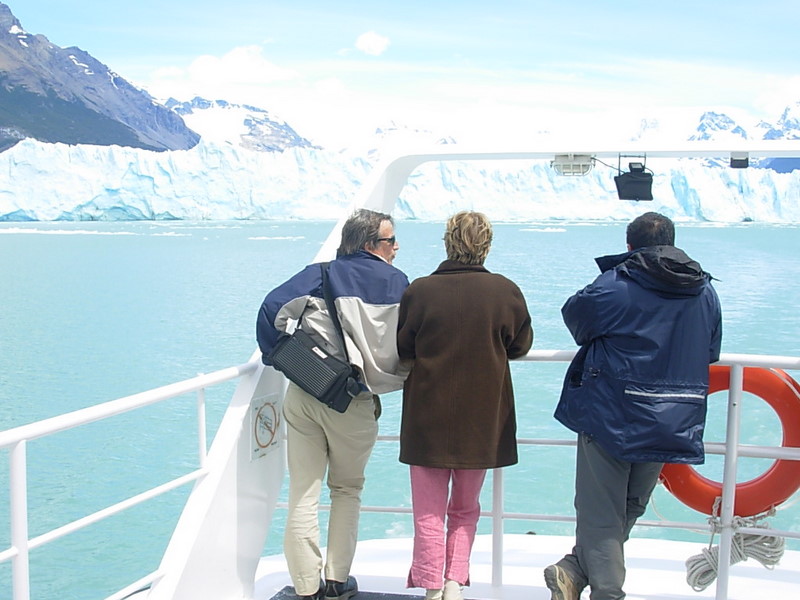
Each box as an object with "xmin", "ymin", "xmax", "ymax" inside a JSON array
[
  {"xmin": 1, "ymin": 352, "xmax": 799, "ymax": 600},
  {"xmin": 0, "ymin": 361, "xmax": 259, "ymax": 600}
]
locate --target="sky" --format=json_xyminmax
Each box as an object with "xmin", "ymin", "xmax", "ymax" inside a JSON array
[{"xmin": 7, "ymin": 0, "xmax": 800, "ymax": 148}]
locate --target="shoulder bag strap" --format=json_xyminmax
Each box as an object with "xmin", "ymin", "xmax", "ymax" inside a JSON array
[{"xmin": 321, "ymin": 261, "xmax": 350, "ymax": 362}]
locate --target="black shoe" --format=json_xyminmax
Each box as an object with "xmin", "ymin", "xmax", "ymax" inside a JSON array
[
  {"xmin": 296, "ymin": 580, "xmax": 325, "ymax": 600},
  {"xmin": 325, "ymin": 576, "xmax": 358, "ymax": 600}
]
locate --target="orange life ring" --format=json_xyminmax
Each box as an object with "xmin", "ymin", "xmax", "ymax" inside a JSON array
[{"xmin": 660, "ymin": 365, "xmax": 800, "ymax": 517}]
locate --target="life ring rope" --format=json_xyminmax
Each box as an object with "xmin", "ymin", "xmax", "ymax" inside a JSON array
[
  {"xmin": 685, "ymin": 530, "xmax": 785, "ymax": 591},
  {"xmin": 660, "ymin": 365, "xmax": 800, "ymax": 517}
]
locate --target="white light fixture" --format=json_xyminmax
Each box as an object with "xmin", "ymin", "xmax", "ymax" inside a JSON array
[{"xmin": 550, "ymin": 154, "xmax": 595, "ymax": 176}]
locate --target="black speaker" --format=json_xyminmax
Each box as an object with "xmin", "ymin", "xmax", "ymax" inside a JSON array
[{"xmin": 614, "ymin": 171, "xmax": 653, "ymax": 201}]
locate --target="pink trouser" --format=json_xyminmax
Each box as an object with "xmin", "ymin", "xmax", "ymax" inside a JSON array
[{"xmin": 407, "ymin": 465, "xmax": 487, "ymax": 589}]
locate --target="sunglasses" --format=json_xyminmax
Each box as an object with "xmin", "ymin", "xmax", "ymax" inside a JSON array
[{"xmin": 375, "ymin": 236, "xmax": 396, "ymax": 245}]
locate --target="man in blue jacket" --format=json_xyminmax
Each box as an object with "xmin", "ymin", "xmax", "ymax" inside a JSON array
[
  {"xmin": 257, "ymin": 209, "xmax": 409, "ymax": 600},
  {"xmin": 544, "ymin": 212, "xmax": 722, "ymax": 600}
]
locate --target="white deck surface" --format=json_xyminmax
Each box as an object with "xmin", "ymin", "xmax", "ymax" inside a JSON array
[{"xmin": 254, "ymin": 534, "xmax": 800, "ymax": 600}]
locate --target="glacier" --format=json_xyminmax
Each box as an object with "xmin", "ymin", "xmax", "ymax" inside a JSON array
[{"xmin": 1, "ymin": 137, "xmax": 799, "ymax": 223}]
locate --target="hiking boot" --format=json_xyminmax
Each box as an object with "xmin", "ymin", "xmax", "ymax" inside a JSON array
[
  {"xmin": 543, "ymin": 564, "xmax": 579, "ymax": 600},
  {"xmin": 443, "ymin": 579, "xmax": 463, "ymax": 600},
  {"xmin": 325, "ymin": 576, "xmax": 358, "ymax": 600}
]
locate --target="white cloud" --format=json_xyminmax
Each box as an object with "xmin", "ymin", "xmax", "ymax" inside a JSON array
[
  {"xmin": 355, "ymin": 31, "xmax": 390, "ymax": 56},
  {"xmin": 313, "ymin": 77, "xmax": 348, "ymax": 97},
  {"xmin": 187, "ymin": 46, "xmax": 297, "ymax": 85},
  {"xmin": 753, "ymin": 75, "xmax": 800, "ymax": 116},
  {"xmin": 146, "ymin": 45, "xmax": 299, "ymax": 103}
]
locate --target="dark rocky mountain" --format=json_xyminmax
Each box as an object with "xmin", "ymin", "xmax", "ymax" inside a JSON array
[{"xmin": 0, "ymin": 3, "xmax": 199, "ymax": 152}]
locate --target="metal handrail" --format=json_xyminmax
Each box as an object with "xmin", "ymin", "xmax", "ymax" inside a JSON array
[
  {"xmin": 0, "ymin": 360, "xmax": 260, "ymax": 600},
  {"xmin": 2, "ymin": 353, "xmax": 799, "ymax": 600},
  {"xmin": 0, "ymin": 361, "xmax": 259, "ymax": 449}
]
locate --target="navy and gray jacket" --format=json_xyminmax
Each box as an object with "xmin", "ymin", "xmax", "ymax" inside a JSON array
[
  {"xmin": 554, "ymin": 245, "xmax": 722, "ymax": 464},
  {"xmin": 257, "ymin": 250, "xmax": 410, "ymax": 395}
]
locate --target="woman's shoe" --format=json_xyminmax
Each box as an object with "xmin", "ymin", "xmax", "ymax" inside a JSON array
[{"xmin": 443, "ymin": 580, "xmax": 463, "ymax": 600}]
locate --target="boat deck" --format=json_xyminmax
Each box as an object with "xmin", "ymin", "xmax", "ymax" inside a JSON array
[
  {"xmin": 269, "ymin": 589, "xmax": 418, "ymax": 600},
  {"xmin": 256, "ymin": 534, "xmax": 800, "ymax": 600}
]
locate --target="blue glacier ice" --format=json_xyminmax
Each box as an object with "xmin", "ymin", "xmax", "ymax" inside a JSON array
[{"xmin": 1, "ymin": 137, "xmax": 799, "ymax": 222}]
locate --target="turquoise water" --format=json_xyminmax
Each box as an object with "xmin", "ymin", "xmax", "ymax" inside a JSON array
[{"xmin": 1, "ymin": 220, "xmax": 799, "ymax": 599}]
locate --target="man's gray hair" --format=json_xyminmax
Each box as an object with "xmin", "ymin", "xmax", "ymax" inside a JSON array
[{"xmin": 337, "ymin": 209, "xmax": 393, "ymax": 257}]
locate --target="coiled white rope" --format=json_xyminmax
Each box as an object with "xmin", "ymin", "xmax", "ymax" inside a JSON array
[
  {"xmin": 685, "ymin": 504, "xmax": 785, "ymax": 591},
  {"xmin": 685, "ymin": 531, "xmax": 785, "ymax": 591}
]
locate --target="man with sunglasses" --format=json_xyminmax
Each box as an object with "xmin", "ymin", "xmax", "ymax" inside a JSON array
[{"xmin": 257, "ymin": 209, "xmax": 408, "ymax": 600}]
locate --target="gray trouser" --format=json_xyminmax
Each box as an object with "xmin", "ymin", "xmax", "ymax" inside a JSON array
[
  {"xmin": 282, "ymin": 382, "xmax": 379, "ymax": 595},
  {"xmin": 557, "ymin": 434, "xmax": 663, "ymax": 600}
]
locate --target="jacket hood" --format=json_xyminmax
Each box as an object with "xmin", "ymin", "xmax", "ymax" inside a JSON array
[{"xmin": 595, "ymin": 245, "xmax": 711, "ymax": 296}]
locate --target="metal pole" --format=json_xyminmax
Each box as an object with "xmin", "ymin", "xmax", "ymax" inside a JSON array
[
  {"xmin": 10, "ymin": 441, "xmax": 31, "ymax": 600},
  {"xmin": 491, "ymin": 468, "xmax": 503, "ymax": 587},
  {"xmin": 196, "ymin": 382, "xmax": 207, "ymax": 468},
  {"xmin": 715, "ymin": 364, "xmax": 744, "ymax": 600}
]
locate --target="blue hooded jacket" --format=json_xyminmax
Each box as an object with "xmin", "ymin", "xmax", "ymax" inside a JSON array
[{"xmin": 554, "ymin": 245, "xmax": 722, "ymax": 464}]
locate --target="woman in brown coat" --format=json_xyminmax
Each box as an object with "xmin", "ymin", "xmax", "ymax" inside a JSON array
[{"xmin": 397, "ymin": 211, "xmax": 533, "ymax": 600}]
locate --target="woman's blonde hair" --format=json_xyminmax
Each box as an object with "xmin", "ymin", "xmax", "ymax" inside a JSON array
[{"xmin": 444, "ymin": 211, "xmax": 493, "ymax": 265}]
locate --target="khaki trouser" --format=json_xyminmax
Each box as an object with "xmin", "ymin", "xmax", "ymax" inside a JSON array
[{"xmin": 282, "ymin": 382, "xmax": 379, "ymax": 595}]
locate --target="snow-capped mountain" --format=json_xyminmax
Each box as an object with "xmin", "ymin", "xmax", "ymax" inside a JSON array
[
  {"xmin": 359, "ymin": 121, "xmax": 457, "ymax": 161},
  {"xmin": 763, "ymin": 104, "xmax": 800, "ymax": 140},
  {"xmin": 164, "ymin": 97, "xmax": 316, "ymax": 152},
  {"xmin": 689, "ymin": 112, "xmax": 749, "ymax": 142},
  {"xmin": 0, "ymin": 3, "xmax": 199, "ymax": 152}
]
